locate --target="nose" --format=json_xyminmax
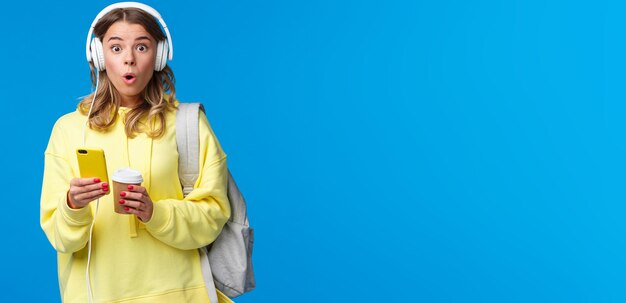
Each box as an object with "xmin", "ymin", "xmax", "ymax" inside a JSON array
[{"xmin": 124, "ymin": 50, "xmax": 135, "ymax": 66}]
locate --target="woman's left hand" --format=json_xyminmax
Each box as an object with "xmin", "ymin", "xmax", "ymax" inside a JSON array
[{"xmin": 119, "ymin": 185, "xmax": 154, "ymax": 222}]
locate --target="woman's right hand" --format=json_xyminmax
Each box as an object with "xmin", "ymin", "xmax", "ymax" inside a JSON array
[{"xmin": 67, "ymin": 178, "xmax": 109, "ymax": 209}]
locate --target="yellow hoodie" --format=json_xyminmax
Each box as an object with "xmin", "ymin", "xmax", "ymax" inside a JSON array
[{"xmin": 40, "ymin": 105, "xmax": 231, "ymax": 303}]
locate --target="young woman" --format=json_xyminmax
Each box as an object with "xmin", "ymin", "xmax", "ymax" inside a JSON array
[{"xmin": 40, "ymin": 3, "xmax": 231, "ymax": 302}]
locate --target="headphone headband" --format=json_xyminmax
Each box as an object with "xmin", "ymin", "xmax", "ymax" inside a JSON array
[{"xmin": 85, "ymin": 2, "xmax": 173, "ymax": 63}]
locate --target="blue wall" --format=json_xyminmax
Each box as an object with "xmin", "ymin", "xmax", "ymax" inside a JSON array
[{"xmin": 0, "ymin": 0, "xmax": 618, "ymax": 302}]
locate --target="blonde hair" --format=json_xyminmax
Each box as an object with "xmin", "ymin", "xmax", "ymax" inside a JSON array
[{"xmin": 79, "ymin": 7, "xmax": 176, "ymax": 138}]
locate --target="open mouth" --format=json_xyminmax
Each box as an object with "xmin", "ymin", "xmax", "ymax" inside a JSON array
[{"xmin": 123, "ymin": 73, "xmax": 136, "ymax": 84}]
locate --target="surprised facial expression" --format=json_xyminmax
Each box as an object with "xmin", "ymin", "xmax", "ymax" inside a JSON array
[{"xmin": 102, "ymin": 21, "xmax": 157, "ymax": 107}]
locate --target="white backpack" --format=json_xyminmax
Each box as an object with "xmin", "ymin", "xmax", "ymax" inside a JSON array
[{"xmin": 176, "ymin": 103, "xmax": 255, "ymax": 302}]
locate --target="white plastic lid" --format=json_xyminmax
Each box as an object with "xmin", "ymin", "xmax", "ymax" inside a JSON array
[{"xmin": 111, "ymin": 168, "xmax": 143, "ymax": 184}]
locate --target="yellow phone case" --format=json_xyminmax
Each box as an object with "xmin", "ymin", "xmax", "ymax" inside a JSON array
[{"xmin": 76, "ymin": 148, "xmax": 109, "ymax": 185}]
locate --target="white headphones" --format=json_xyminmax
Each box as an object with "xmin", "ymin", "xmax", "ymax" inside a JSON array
[{"xmin": 85, "ymin": 2, "xmax": 173, "ymax": 71}]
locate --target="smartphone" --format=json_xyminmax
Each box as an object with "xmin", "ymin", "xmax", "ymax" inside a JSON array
[{"xmin": 76, "ymin": 148, "xmax": 109, "ymax": 186}]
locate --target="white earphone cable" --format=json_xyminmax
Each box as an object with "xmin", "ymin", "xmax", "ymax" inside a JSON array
[
  {"xmin": 86, "ymin": 197, "xmax": 99, "ymax": 303},
  {"xmin": 84, "ymin": 70, "xmax": 100, "ymax": 303},
  {"xmin": 83, "ymin": 72, "xmax": 99, "ymax": 147}
]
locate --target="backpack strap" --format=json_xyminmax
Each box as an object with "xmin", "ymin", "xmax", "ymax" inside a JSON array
[
  {"xmin": 176, "ymin": 103, "xmax": 204, "ymax": 196},
  {"xmin": 176, "ymin": 103, "xmax": 221, "ymax": 303},
  {"xmin": 200, "ymin": 246, "xmax": 220, "ymax": 303}
]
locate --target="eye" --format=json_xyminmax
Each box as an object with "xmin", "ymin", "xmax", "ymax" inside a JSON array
[
  {"xmin": 111, "ymin": 45, "xmax": 122, "ymax": 53},
  {"xmin": 136, "ymin": 44, "xmax": 148, "ymax": 52}
]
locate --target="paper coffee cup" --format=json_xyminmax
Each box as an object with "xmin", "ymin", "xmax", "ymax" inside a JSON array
[{"xmin": 111, "ymin": 168, "xmax": 143, "ymax": 214}]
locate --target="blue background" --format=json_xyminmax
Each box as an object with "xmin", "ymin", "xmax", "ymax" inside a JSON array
[{"xmin": 0, "ymin": 0, "xmax": 618, "ymax": 302}]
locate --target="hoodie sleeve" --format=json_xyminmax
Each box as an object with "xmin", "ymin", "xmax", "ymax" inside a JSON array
[
  {"xmin": 40, "ymin": 119, "xmax": 94, "ymax": 254},
  {"xmin": 144, "ymin": 113, "xmax": 231, "ymax": 250}
]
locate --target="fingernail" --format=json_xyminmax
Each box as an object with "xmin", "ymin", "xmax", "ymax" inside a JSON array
[
  {"xmin": 128, "ymin": 185, "xmax": 134, "ymax": 190},
  {"xmin": 102, "ymin": 183, "xmax": 108, "ymax": 187},
  {"xmin": 124, "ymin": 207, "xmax": 129, "ymax": 211},
  {"xmin": 119, "ymin": 200, "xmax": 125, "ymax": 204},
  {"xmin": 94, "ymin": 178, "xmax": 100, "ymax": 183},
  {"xmin": 120, "ymin": 192, "xmax": 126, "ymax": 197}
]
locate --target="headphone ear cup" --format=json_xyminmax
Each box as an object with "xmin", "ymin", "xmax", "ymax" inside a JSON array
[
  {"xmin": 91, "ymin": 38, "xmax": 106, "ymax": 71},
  {"xmin": 154, "ymin": 40, "xmax": 167, "ymax": 71}
]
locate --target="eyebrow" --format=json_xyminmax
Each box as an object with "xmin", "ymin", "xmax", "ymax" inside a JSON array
[{"xmin": 107, "ymin": 36, "xmax": 152, "ymax": 42}]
